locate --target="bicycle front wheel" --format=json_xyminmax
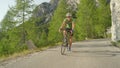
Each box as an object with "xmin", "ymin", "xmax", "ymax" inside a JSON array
[{"xmin": 61, "ymin": 43, "xmax": 68, "ymax": 55}]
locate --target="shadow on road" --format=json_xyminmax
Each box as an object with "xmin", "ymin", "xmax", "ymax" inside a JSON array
[
  {"xmin": 64, "ymin": 50, "xmax": 120, "ymax": 57},
  {"xmin": 73, "ymin": 44, "xmax": 110, "ymax": 48}
]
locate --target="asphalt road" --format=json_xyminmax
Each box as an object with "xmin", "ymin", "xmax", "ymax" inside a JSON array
[{"xmin": 1, "ymin": 39, "xmax": 120, "ymax": 68}]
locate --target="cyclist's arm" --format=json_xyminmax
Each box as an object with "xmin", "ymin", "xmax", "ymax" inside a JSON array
[
  {"xmin": 59, "ymin": 22, "xmax": 65, "ymax": 32},
  {"xmin": 60, "ymin": 19, "xmax": 66, "ymax": 30},
  {"xmin": 61, "ymin": 22, "xmax": 65, "ymax": 29}
]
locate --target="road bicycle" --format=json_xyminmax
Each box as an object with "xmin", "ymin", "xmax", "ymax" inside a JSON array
[{"xmin": 61, "ymin": 29, "xmax": 72, "ymax": 55}]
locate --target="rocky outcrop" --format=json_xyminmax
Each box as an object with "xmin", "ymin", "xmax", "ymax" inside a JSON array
[
  {"xmin": 110, "ymin": 0, "xmax": 120, "ymax": 42},
  {"xmin": 33, "ymin": 0, "xmax": 59, "ymax": 24},
  {"xmin": 66, "ymin": 0, "xmax": 80, "ymax": 11}
]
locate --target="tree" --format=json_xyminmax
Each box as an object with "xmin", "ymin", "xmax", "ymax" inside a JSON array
[
  {"xmin": 14, "ymin": 0, "xmax": 35, "ymax": 43},
  {"xmin": 15, "ymin": 0, "xmax": 34, "ymax": 23},
  {"xmin": 1, "ymin": 9, "xmax": 17, "ymax": 31}
]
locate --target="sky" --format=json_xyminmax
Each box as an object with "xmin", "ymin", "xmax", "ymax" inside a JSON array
[{"xmin": 0, "ymin": 0, "xmax": 50, "ymax": 22}]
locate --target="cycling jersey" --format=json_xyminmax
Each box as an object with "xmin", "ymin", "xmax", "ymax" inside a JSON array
[{"xmin": 63, "ymin": 18, "xmax": 74, "ymax": 29}]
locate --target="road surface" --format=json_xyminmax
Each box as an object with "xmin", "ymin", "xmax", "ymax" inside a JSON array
[{"xmin": 0, "ymin": 39, "xmax": 120, "ymax": 68}]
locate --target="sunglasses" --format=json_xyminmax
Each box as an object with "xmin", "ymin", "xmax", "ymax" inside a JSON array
[{"xmin": 66, "ymin": 16, "xmax": 71, "ymax": 18}]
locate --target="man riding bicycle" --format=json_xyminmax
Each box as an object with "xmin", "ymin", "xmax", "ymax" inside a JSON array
[{"xmin": 59, "ymin": 12, "xmax": 75, "ymax": 51}]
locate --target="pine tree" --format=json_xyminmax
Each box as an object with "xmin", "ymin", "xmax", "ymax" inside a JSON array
[
  {"xmin": 14, "ymin": 0, "xmax": 35, "ymax": 43},
  {"xmin": 15, "ymin": 0, "xmax": 34, "ymax": 23},
  {"xmin": 1, "ymin": 9, "xmax": 17, "ymax": 31}
]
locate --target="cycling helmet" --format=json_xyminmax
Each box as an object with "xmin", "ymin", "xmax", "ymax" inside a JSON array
[{"xmin": 66, "ymin": 13, "xmax": 72, "ymax": 17}]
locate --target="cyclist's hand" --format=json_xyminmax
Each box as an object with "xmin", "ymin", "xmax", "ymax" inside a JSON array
[
  {"xmin": 71, "ymin": 29, "xmax": 74, "ymax": 33},
  {"xmin": 59, "ymin": 28, "xmax": 62, "ymax": 33},
  {"xmin": 72, "ymin": 30, "xmax": 74, "ymax": 32},
  {"xmin": 70, "ymin": 29, "xmax": 73, "ymax": 33}
]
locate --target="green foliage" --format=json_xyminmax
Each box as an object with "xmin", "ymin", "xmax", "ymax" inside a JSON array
[
  {"xmin": 75, "ymin": 0, "xmax": 95, "ymax": 40},
  {"xmin": 75, "ymin": 0, "xmax": 111, "ymax": 40},
  {"xmin": 0, "ymin": 0, "xmax": 49, "ymax": 57},
  {"xmin": 0, "ymin": 0, "xmax": 36, "ymax": 56},
  {"xmin": 1, "ymin": 0, "xmax": 35, "ymax": 31},
  {"xmin": 14, "ymin": 0, "xmax": 35, "ymax": 43},
  {"xmin": 15, "ymin": 0, "xmax": 34, "ymax": 22},
  {"xmin": 1, "ymin": 10, "xmax": 16, "ymax": 31},
  {"xmin": 0, "ymin": 27, "xmax": 27, "ymax": 56},
  {"xmin": 94, "ymin": 0, "xmax": 111, "ymax": 38},
  {"xmin": 36, "ymin": 31, "xmax": 48, "ymax": 47}
]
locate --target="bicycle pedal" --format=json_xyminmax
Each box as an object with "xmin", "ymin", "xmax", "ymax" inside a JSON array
[
  {"xmin": 65, "ymin": 45, "xmax": 68, "ymax": 47},
  {"xmin": 62, "ymin": 44, "xmax": 66, "ymax": 47}
]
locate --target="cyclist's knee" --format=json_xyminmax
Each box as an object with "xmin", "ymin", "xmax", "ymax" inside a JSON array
[
  {"xmin": 69, "ymin": 37, "xmax": 72, "ymax": 41},
  {"xmin": 63, "ymin": 30, "xmax": 67, "ymax": 34},
  {"xmin": 63, "ymin": 30, "xmax": 66, "ymax": 33}
]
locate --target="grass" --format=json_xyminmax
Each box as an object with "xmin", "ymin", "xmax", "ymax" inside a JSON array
[
  {"xmin": 111, "ymin": 41, "xmax": 120, "ymax": 48},
  {"xmin": 0, "ymin": 44, "xmax": 59, "ymax": 63},
  {"xmin": 116, "ymin": 42, "xmax": 120, "ymax": 47},
  {"xmin": 0, "ymin": 50, "xmax": 34, "ymax": 62}
]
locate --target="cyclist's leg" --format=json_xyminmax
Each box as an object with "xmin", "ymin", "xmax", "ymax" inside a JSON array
[
  {"xmin": 69, "ymin": 30, "xmax": 73, "ymax": 51},
  {"xmin": 69, "ymin": 36, "xmax": 72, "ymax": 51}
]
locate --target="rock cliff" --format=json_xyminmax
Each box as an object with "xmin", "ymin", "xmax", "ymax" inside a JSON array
[{"xmin": 110, "ymin": 0, "xmax": 120, "ymax": 42}]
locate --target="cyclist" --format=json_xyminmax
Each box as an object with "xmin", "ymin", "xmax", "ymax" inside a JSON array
[{"xmin": 59, "ymin": 12, "xmax": 75, "ymax": 51}]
